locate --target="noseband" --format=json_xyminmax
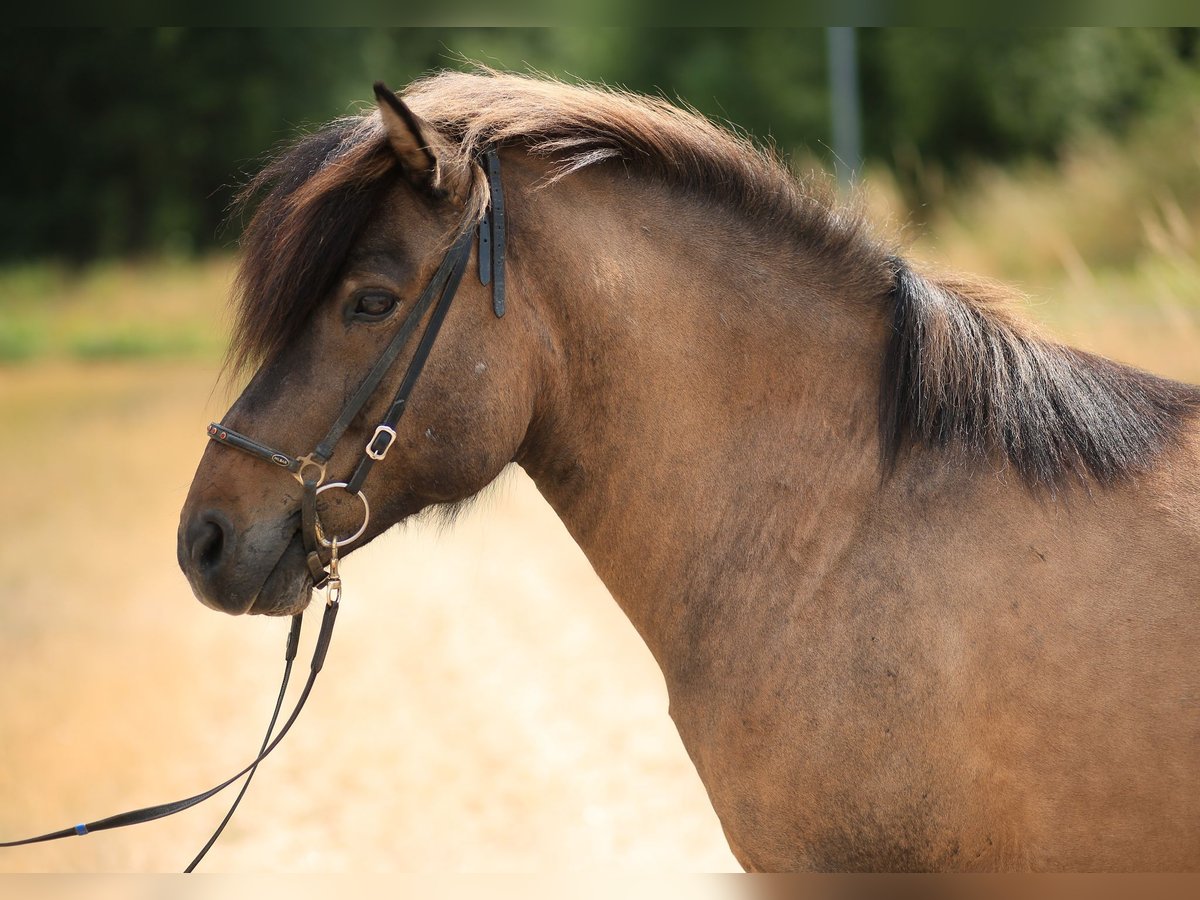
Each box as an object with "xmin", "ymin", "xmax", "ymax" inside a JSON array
[
  {"xmin": 207, "ymin": 149, "xmax": 507, "ymax": 592},
  {"xmin": 1, "ymin": 150, "xmax": 507, "ymax": 871}
]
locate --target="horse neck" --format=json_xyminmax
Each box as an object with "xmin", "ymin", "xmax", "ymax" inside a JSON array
[{"xmin": 512, "ymin": 164, "xmax": 892, "ymax": 665}]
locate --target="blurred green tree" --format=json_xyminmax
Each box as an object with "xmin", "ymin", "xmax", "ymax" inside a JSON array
[{"xmin": 1, "ymin": 27, "xmax": 1195, "ymax": 263}]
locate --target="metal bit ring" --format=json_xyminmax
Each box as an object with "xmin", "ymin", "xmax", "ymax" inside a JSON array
[{"xmin": 313, "ymin": 482, "xmax": 370, "ymax": 548}]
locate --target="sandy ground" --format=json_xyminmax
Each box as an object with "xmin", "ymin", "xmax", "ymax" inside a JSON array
[{"xmin": 0, "ymin": 361, "xmax": 740, "ymax": 873}]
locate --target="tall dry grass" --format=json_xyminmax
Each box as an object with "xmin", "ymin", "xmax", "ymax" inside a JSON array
[{"xmin": 859, "ymin": 91, "xmax": 1200, "ymax": 383}]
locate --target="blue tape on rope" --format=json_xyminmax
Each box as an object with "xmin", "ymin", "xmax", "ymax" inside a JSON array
[{"xmin": 74, "ymin": 823, "xmax": 88, "ymax": 836}]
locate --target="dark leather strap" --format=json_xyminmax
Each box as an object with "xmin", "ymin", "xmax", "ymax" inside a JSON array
[
  {"xmin": 478, "ymin": 208, "xmax": 492, "ymax": 287},
  {"xmin": 301, "ymin": 484, "xmax": 329, "ymax": 588},
  {"xmin": 203, "ymin": 233, "xmax": 459, "ymax": 481},
  {"xmin": 346, "ymin": 228, "xmax": 474, "ymax": 495},
  {"xmin": 485, "ymin": 150, "xmax": 506, "ymax": 318},
  {"xmin": 0, "ymin": 603, "xmax": 337, "ymax": 853},
  {"xmin": 207, "ymin": 150, "xmax": 507, "ymax": 498},
  {"xmin": 310, "ymin": 226, "xmax": 474, "ymax": 465},
  {"xmin": 206, "ymin": 424, "xmax": 300, "ymax": 474},
  {"xmin": 183, "ymin": 613, "xmax": 303, "ymax": 871},
  {"xmin": 203, "ymin": 153, "xmax": 506, "ymax": 582}
]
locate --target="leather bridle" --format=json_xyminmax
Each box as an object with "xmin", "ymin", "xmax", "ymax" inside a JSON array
[
  {"xmin": 0, "ymin": 150, "xmax": 506, "ymax": 871},
  {"xmin": 207, "ymin": 148, "xmax": 508, "ymax": 593}
]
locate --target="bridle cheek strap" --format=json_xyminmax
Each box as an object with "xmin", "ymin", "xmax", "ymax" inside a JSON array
[
  {"xmin": 346, "ymin": 225, "xmax": 473, "ymax": 494},
  {"xmin": 478, "ymin": 150, "xmax": 507, "ymax": 317},
  {"xmin": 301, "ymin": 487, "xmax": 329, "ymax": 588}
]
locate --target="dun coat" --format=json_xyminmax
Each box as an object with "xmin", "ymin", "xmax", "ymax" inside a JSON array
[{"xmin": 179, "ymin": 70, "xmax": 1200, "ymax": 871}]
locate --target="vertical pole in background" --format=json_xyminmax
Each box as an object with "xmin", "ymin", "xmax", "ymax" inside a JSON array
[{"xmin": 827, "ymin": 27, "xmax": 862, "ymax": 189}]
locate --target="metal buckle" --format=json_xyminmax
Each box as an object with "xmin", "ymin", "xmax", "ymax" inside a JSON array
[
  {"xmin": 312, "ymin": 482, "xmax": 370, "ymax": 549},
  {"xmin": 365, "ymin": 425, "xmax": 397, "ymax": 461}
]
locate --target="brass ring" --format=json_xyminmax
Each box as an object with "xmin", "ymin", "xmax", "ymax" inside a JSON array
[{"xmin": 313, "ymin": 482, "xmax": 370, "ymax": 548}]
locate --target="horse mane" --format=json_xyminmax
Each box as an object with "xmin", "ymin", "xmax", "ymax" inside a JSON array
[
  {"xmin": 228, "ymin": 67, "xmax": 874, "ymax": 376},
  {"xmin": 401, "ymin": 68, "xmax": 866, "ymax": 247},
  {"xmin": 880, "ymin": 259, "xmax": 1200, "ymax": 488},
  {"xmin": 228, "ymin": 68, "xmax": 1198, "ymax": 489}
]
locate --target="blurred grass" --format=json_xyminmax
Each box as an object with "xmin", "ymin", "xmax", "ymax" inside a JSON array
[{"xmin": 0, "ymin": 256, "xmax": 232, "ymax": 364}]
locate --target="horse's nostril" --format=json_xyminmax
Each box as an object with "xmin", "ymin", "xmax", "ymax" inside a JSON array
[
  {"xmin": 193, "ymin": 521, "xmax": 224, "ymax": 571},
  {"xmin": 179, "ymin": 508, "xmax": 252, "ymax": 614},
  {"xmin": 188, "ymin": 510, "xmax": 234, "ymax": 575}
]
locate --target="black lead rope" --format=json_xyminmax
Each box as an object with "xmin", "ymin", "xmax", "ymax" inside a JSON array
[
  {"xmin": 183, "ymin": 612, "xmax": 304, "ymax": 872},
  {"xmin": 0, "ymin": 600, "xmax": 338, "ymax": 868}
]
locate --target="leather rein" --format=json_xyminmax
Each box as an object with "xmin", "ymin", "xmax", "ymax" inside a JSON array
[{"xmin": 0, "ymin": 150, "xmax": 507, "ymax": 870}]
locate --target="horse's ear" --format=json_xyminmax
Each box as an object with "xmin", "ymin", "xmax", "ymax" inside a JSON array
[{"xmin": 373, "ymin": 82, "xmax": 467, "ymax": 202}]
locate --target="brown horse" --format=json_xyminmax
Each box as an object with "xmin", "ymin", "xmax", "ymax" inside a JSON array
[{"xmin": 178, "ymin": 70, "xmax": 1200, "ymax": 871}]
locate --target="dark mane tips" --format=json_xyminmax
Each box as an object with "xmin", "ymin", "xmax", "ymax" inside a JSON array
[{"xmin": 880, "ymin": 258, "xmax": 1200, "ymax": 488}]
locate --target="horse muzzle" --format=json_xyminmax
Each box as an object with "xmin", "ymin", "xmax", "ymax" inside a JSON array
[{"xmin": 178, "ymin": 507, "xmax": 310, "ymax": 616}]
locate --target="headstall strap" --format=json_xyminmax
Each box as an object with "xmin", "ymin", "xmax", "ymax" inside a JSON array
[
  {"xmin": 301, "ymin": 485, "xmax": 330, "ymax": 590},
  {"xmin": 478, "ymin": 208, "xmax": 492, "ymax": 287},
  {"xmin": 484, "ymin": 150, "xmax": 507, "ymax": 318}
]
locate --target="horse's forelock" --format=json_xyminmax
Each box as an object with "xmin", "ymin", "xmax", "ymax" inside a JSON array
[{"xmin": 226, "ymin": 119, "xmax": 397, "ymax": 377}]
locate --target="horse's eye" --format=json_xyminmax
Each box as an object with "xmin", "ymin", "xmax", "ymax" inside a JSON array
[{"xmin": 353, "ymin": 291, "xmax": 399, "ymax": 321}]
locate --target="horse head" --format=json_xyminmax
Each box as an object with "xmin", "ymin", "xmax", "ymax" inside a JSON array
[{"xmin": 178, "ymin": 84, "xmax": 541, "ymax": 615}]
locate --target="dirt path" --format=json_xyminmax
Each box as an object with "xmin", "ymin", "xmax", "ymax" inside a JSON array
[{"xmin": 0, "ymin": 361, "xmax": 739, "ymax": 872}]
